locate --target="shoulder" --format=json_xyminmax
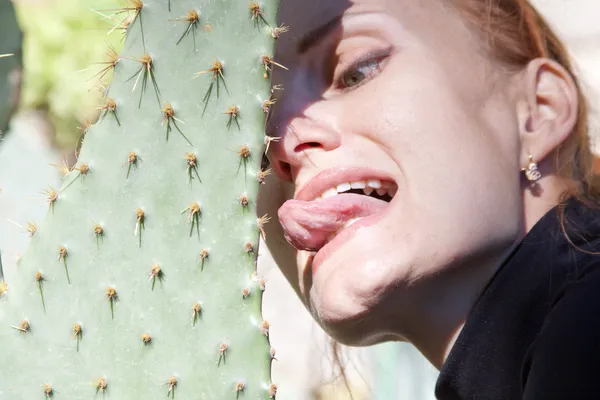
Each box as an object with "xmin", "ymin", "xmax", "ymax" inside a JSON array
[{"xmin": 522, "ymin": 256, "xmax": 600, "ymax": 399}]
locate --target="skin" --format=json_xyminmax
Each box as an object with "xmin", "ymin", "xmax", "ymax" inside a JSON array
[{"xmin": 258, "ymin": 0, "xmax": 579, "ymax": 369}]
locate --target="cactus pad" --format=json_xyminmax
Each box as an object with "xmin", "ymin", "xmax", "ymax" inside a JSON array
[{"xmin": 0, "ymin": 0, "xmax": 281, "ymax": 398}]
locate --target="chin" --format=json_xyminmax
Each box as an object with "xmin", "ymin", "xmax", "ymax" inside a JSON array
[
  {"xmin": 301, "ymin": 210, "xmax": 428, "ymax": 345},
  {"xmin": 313, "ymin": 311, "xmax": 380, "ymax": 347},
  {"xmin": 307, "ymin": 253, "xmax": 404, "ymax": 346},
  {"xmin": 311, "ymin": 301, "xmax": 399, "ymax": 347}
]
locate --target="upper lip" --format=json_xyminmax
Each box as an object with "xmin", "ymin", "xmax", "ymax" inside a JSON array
[{"xmin": 295, "ymin": 166, "xmax": 397, "ymax": 202}]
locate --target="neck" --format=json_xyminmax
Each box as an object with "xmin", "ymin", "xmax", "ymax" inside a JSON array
[
  {"xmin": 402, "ymin": 244, "xmax": 516, "ymax": 369},
  {"xmin": 398, "ymin": 177, "xmax": 572, "ymax": 369}
]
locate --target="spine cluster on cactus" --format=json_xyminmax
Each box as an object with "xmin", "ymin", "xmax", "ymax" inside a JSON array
[{"xmin": 0, "ymin": 0, "xmax": 284, "ymax": 398}]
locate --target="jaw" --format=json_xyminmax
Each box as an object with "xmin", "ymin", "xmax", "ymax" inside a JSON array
[
  {"xmin": 297, "ymin": 193, "xmax": 425, "ymax": 344},
  {"xmin": 306, "ymin": 255, "xmax": 409, "ymax": 347},
  {"xmin": 258, "ymin": 169, "xmax": 414, "ymax": 345},
  {"xmin": 288, "ymin": 183, "xmax": 403, "ymax": 306}
]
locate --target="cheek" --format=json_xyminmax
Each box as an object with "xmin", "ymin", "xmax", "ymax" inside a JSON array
[
  {"xmin": 341, "ymin": 56, "xmax": 522, "ymax": 231},
  {"xmin": 307, "ymin": 57, "xmax": 523, "ymax": 325}
]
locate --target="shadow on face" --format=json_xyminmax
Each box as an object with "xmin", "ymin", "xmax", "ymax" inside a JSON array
[
  {"xmin": 268, "ymin": 0, "xmax": 350, "ymax": 148},
  {"xmin": 262, "ymin": 0, "xmax": 350, "ymax": 306},
  {"xmin": 262, "ymin": 0, "xmax": 524, "ymax": 346}
]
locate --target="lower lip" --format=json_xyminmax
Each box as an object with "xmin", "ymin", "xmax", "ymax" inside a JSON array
[{"xmin": 311, "ymin": 200, "xmax": 393, "ymax": 276}]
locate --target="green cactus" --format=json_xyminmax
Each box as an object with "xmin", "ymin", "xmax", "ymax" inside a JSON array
[
  {"xmin": 0, "ymin": 0, "xmax": 23, "ymax": 136},
  {"xmin": 0, "ymin": 0, "xmax": 283, "ymax": 398}
]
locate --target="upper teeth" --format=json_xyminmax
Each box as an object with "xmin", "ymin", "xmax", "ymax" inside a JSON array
[{"xmin": 315, "ymin": 179, "xmax": 397, "ymax": 200}]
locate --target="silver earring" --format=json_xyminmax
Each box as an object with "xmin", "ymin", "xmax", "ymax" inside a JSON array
[{"xmin": 522, "ymin": 154, "xmax": 542, "ymax": 181}]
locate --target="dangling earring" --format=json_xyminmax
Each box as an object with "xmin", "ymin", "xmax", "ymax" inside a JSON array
[{"xmin": 522, "ymin": 154, "xmax": 542, "ymax": 181}]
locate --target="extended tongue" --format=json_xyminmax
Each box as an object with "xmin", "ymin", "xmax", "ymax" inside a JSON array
[{"xmin": 277, "ymin": 193, "xmax": 388, "ymax": 251}]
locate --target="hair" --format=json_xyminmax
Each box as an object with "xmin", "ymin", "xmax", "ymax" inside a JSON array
[
  {"xmin": 455, "ymin": 0, "xmax": 600, "ymax": 250},
  {"xmin": 456, "ymin": 0, "xmax": 599, "ymax": 202},
  {"xmin": 330, "ymin": 0, "xmax": 598, "ymax": 396}
]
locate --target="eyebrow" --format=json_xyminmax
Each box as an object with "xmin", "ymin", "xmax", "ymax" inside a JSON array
[{"xmin": 297, "ymin": 15, "xmax": 342, "ymax": 54}]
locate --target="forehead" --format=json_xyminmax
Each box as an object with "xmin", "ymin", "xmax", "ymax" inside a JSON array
[
  {"xmin": 275, "ymin": 0, "xmax": 348, "ymax": 57},
  {"xmin": 274, "ymin": 0, "xmax": 465, "ymax": 56},
  {"xmin": 277, "ymin": 0, "xmax": 351, "ymax": 34}
]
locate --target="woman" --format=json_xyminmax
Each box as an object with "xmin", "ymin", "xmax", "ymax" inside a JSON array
[{"xmin": 258, "ymin": 0, "xmax": 600, "ymax": 398}]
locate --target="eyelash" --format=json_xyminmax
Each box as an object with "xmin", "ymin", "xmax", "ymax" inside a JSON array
[
  {"xmin": 260, "ymin": 47, "xmax": 394, "ymax": 169},
  {"xmin": 334, "ymin": 46, "xmax": 393, "ymax": 91}
]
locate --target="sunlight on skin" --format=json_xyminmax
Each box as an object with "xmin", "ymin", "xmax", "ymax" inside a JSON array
[{"xmin": 259, "ymin": 0, "xmax": 578, "ymax": 369}]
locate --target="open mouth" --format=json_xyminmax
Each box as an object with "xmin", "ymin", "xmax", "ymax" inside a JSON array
[
  {"xmin": 313, "ymin": 179, "xmax": 397, "ymax": 203},
  {"xmin": 343, "ymin": 188, "xmax": 394, "ymax": 202},
  {"xmin": 279, "ymin": 170, "xmax": 398, "ymax": 255},
  {"xmin": 313, "ymin": 179, "xmax": 397, "ymax": 243}
]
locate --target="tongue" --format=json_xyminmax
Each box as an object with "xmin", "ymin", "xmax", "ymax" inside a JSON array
[{"xmin": 278, "ymin": 193, "xmax": 388, "ymax": 251}]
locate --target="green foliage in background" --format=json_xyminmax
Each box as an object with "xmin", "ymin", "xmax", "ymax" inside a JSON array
[{"xmin": 15, "ymin": 0, "xmax": 124, "ymax": 150}]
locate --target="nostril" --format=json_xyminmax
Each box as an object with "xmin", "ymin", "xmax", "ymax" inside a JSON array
[{"xmin": 294, "ymin": 142, "xmax": 321, "ymax": 153}]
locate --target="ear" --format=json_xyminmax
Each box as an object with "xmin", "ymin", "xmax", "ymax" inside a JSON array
[{"xmin": 516, "ymin": 58, "xmax": 578, "ymax": 170}]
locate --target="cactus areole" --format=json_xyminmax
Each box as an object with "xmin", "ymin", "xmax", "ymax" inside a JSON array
[{"xmin": 0, "ymin": 0, "xmax": 282, "ymax": 398}]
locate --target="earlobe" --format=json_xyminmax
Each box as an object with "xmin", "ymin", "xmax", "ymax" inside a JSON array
[{"xmin": 516, "ymin": 58, "xmax": 578, "ymax": 169}]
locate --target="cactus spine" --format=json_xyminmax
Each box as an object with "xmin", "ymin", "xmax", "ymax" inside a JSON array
[{"xmin": 0, "ymin": 0, "xmax": 282, "ymax": 398}]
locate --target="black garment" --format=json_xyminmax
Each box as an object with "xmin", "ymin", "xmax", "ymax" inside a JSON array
[{"xmin": 435, "ymin": 197, "xmax": 600, "ymax": 400}]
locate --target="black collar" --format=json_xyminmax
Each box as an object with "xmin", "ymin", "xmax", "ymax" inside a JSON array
[{"xmin": 434, "ymin": 197, "xmax": 600, "ymax": 399}]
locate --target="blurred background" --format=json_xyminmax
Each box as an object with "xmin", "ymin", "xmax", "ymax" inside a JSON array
[{"xmin": 0, "ymin": 0, "xmax": 598, "ymax": 399}]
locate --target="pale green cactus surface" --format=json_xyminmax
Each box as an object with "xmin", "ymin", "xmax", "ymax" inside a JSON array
[{"xmin": 0, "ymin": 0, "xmax": 282, "ymax": 398}]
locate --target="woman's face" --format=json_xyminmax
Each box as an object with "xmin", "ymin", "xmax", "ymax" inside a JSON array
[{"xmin": 265, "ymin": 0, "xmax": 524, "ymax": 344}]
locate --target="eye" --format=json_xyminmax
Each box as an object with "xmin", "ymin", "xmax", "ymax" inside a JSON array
[
  {"xmin": 339, "ymin": 59, "xmax": 381, "ymax": 88},
  {"xmin": 335, "ymin": 47, "xmax": 393, "ymax": 91}
]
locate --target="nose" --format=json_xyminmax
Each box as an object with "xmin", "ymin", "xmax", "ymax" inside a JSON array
[{"xmin": 266, "ymin": 69, "xmax": 341, "ymax": 183}]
